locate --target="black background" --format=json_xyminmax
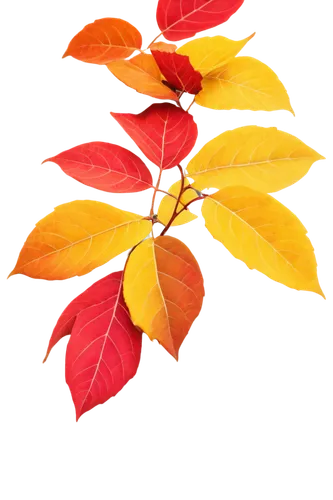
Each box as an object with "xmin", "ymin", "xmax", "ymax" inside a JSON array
[{"xmin": 5, "ymin": 0, "xmax": 331, "ymax": 438}]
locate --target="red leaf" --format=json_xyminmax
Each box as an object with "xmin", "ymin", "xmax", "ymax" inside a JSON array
[
  {"xmin": 45, "ymin": 273, "xmax": 120, "ymax": 361},
  {"xmin": 156, "ymin": 0, "xmax": 244, "ymax": 41},
  {"xmin": 60, "ymin": 272, "xmax": 142, "ymax": 420},
  {"xmin": 152, "ymin": 50, "xmax": 202, "ymax": 94},
  {"xmin": 43, "ymin": 142, "xmax": 153, "ymax": 193},
  {"xmin": 111, "ymin": 103, "xmax": 198, "ymax": 170}
]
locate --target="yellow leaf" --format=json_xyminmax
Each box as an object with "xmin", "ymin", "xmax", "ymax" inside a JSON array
[
  {"xmin": 9, "ymin": 201, "xmax": 152, "ymax": 280},
  {"xmin": 187, "ymin": 126, "xmax": 324, "ymax": 193},
  {"xmin": 124, "ymin": 235, "xmax": 205, "ymax": 359},
  {"xmin": 177, "ymin": 33, "xmax": 255, "ymax": 76},
  {"xmin": 107, "ymin": 53, "xmax": 178, "ymax": 101},
  {"xmin": 195, "ymin": 57, "xmax": 294, "ymax": 113},
  {"xmin": 158, "ymin": 179, "xmax": 198, "ymax": 226},
  {"xmin": 202, "ymin": 186, "xmax": 324, "ymax": 297}
]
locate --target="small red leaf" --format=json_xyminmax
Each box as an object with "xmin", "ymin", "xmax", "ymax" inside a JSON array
[
  {"xmin": 152, "ymin": 50, "xmax": 202, "ymax": 94},
  {"xmin": 43, "ymin": 142, "xmax": 153, "ymax": 193},
  {"xmin": 111, "ymin": 103, "xmax": 198, "ymax": 170},
  {"xmin": 62, "ymin": 272, "xmax": 142, "ymax": 420},
  {"xmin": 156, "ymin": 0, "xmax": 244, "ymax": 41}
]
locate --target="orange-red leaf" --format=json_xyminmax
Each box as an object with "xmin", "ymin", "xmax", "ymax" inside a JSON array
[
  {"xmin": 150, "ymin": 42, "xmax": 177, "ymax": 53},
  {"xmin": 124, "ymin": 236, "xmax": 205, "ymax": 359},
  {"xmin": 63, "ymin": 272, "xmax": 142, "ymax": 420},
  {"xmin": 152, "ymin": 50, "xmax": 203, "ymax": 94},
  {"xmin": 111, "ymin": 103, "xmax": 198, "ymax": 170},
  {"xmin": 63, "ymin": 18, "xmax": 142, "ymax": 64},
  {"xmin": 43, "ymin": 142, "xmax": 153, "ymax": 193},
  {"xmin": 107, "ymin": 54, "xmax": 178, "ymax": 101},
  {"xmin": 156, "ymin": 0, "xmax": 244, "ymax": 41}
]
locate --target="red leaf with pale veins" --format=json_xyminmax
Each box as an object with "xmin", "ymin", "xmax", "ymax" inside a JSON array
[
  {"xmin": 44, "ymin": 273, "xmax": 122, "ymax": 361},
  {"xmin": 152, "ymin": 50, "xmax": 202, "ymax": 94},
  {"xmin": 156, "ymin": 0, "xmax": 244, "ymax": 41},
  {"xmin": 111, "ymin": 103, "xmax": 198, "ymax": 170},
  {"xmin": 62, "ymin": 272, "xmax": 142, "ymax": 420},
  {"xmin": 43, "ymin": 142, "xmax": 152, "ymax": 193}
]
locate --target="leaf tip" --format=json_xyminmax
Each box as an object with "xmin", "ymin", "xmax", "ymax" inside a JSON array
[
  {"xmin": 7, "ymin": 269, "xmax": 16, "ymax": 279},
  {"xmin": 62, "ymin": 49, "xmax": 70, "ymax": 59}
]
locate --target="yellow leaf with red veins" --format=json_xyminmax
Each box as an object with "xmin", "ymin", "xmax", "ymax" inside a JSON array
[{"xmin": 158, "ymin": 179, "xmax": 198, "ymax": 226}]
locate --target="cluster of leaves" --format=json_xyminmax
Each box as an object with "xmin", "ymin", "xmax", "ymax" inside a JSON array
[{"xmin": 10, "ymin": 0, "xmax": 325, "ymax": 420}]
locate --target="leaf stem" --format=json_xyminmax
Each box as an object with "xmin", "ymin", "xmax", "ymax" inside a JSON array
[
  {"xmin": 186, "ymin": 97, "xmax": 196, "ymax": 113},
  {"xmin": 160, "ymin": 165, "xmax": 185, "ymax": 236},
  {"xmin": 150, "ymin": 168, "xmax": 163, "ymax": 217},
  {"xmin": 147, "ymin": 33, "xmax": 163, "ymax": 49},
  {"xmin": 161, "ymin": 192, "xmax": 208, "ymax": 236}
]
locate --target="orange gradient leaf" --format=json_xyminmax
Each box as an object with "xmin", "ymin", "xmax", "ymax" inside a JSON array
[
  {"xmin": 202, "ymin": 186, "xmax": 324, "ymax": 296},
  {"xmin": 111, "ymin": 103, "xmax": 198, "ymax": 170},
  {"xmin": 151, "ymin": 50, "xmax": 203, "ymax": 94},
  {"xmin": 124, "ymin": 236, "xmax": 205, "ymax": 359},
  {"xmin": 64, "ymin": 272, "xmax": 142, "ymax": 420},
  {"xmin": 107, "ymin": 54, "xmax": 178, "ymax": 101},
  {"xmin": 63, "ymin": 18, "xmax": 142, "ymax": 64},
  {"xmin": 9, "ymin": 201, "xmax": 152, "ymax": 280},
  {"xmin": 150, "ymin": 42, "xmax": 177, "ymax": 52},
  {"xmin": 43, "ymin": 142, "xmax": 153, "ymax": 193}
]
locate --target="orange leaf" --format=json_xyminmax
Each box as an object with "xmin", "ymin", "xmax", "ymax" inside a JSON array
[
  {"xmin": 124, "ymin": 236, "xmax": 205, "ymax": 359},
  {"xmin": 9, "ymin": 201, "xmax": 152, "ymax": 280},
  {"xmin": 63, "ymin": 18, "xmax": 142, "ymax": 64},
  {"xmin": 150, "ymin": 42, "xmax": 177, "ymax": 52},
  {"xmin": 107, "ymin": 54, "xmax": 178, "ymax": 101}
]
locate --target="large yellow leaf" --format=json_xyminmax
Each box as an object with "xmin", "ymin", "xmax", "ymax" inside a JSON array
[
  {"xmin": 124, "ymin": 236, "xmax": 205, "ymax": 359},
  {"xmin": 187, "ymin": 126, "xmax": 324, "ymax": 193},
  {"xmin": 158, "ymin": 179, "xmax": 198, "ymax": 226},
  {"xmin": 202, "ymin": 186, "xmax": 323, "ymax": 296},
  {"xmin": 10, "ymin": 201, "xmax": 152, "ymax": 280},
  {"xmin": 107, "ymin": 53, "xmax": 178, "ymax": 101},
  {"xmin": 195, "ymin": 57, "xmax": 294, "ymax": 113},
  {"xmin": 177, "ymin": 33, "xmax": 254, "ymax": 76}
]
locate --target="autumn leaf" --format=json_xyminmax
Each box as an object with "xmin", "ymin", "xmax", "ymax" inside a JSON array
[
  {"xmin": 111, "ymin": 103, "xmax": 198, "ymax": 170},
  {"xmin": 187, "ymin": 126, "xmax": 324, "ymax": 193},
  {"xmin": 150, "ymin": 42, "xmax": 177, "ymax": 52},
  {"xmin": 196, "ymin": 57, "xmax": 294, "ymax": 113},
  {"xmin": 43, "ymin": 142, "xmax": 153, "ymax": 193},
  {"xmin": 202, "ymin": 186, "xmax": 324, "ymax": 296},
  {"xmin": 63, "ymin": 272, "xmax": 142, "ymax": 420},
  {"xmin": 177, "ymin": 33, "xmax": 255, "ymax": 76},
  {"xmin": 158, "ymin": 179, "xmax": 198, "ymax": 226},
  {"xmin": 156, "ymin": 0, "xmax": 244, "ymax": 41},
  {"xmin": 124, "ymin": 236, "xmax": 205, "ymax": 359},
  {"xmin": 9, "ymin": 201, "xmax": 152, "ymax": 280},
  {"xmin": 63, "ymin": 18, "xmax": 142, "ymax": 64},
  {"xmin": 107, "ymin": 54, "xmax": 178, "ymax": 101},
  {"xmin": 151, "ymin": 50, "xmax": 203, "ymax": 94}
]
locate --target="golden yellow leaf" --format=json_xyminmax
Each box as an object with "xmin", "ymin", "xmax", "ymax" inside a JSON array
[
  {"xmin": 107, "ymin": 53, "xmax": 178, "ymax": 101},
  {"xmin": 195, "ymin": 57, "xmax": 294, "ymax": 113},
  {"xmin": 158, "ymin": 179, "xmax": 198, "ymax": 226},
  {"xmin": 202, "ymin": 186, "xmax": 324, "ymax": 296},
  {"xmin": 177, "ymin": 33, "xmax": 254, "ymax": 76},
  {"xmin": 9, "ymin": 201, "xmax": 152, "ymax": 280},
  {"xmin": 187, "ymin": 126, "xmax": 324, "ymax": 193},
  {"xmin": 124, "ymin": 236, "xmax": 205, "ymax": 359}
]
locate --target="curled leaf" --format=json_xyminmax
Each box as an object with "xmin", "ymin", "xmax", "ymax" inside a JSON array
[
  {"xmin": 63, "ymin": 18, "xmax": 142, "ymax": 64},
  {"xmin": 177, "ymin": 33, "xmax": 255, "ymax": 76},
  {"xmin": 156, "ymin": 0, "xmax": 244, "ymax": 41},
  {"xmin": 196, "ymin": 57, "xmax": 294, "ymax": 113},
  {"xmin": 187, "ymin": 126, "xmax": 325, "ymax": 193},
  {"xmin": 158, "ymin": 179, "xmax": 198, "ymax": 226},
  {"xmin": 111, "ymin": 103, "xmax": 198, "ymax": 170},
  {"xmin": 107, "ymin": 54, "xmax": 178, "ymax": 101},
  {"xmin": 9, "ymin": 201, "xmax": 152, "ymax": 280},
  {"xmin": 202, "ymin": 186, "xmax": 324, "ymax": 296},
  {"xmin": 44, "ymin": 142, "xmax": 153, "ymax": 193},
  {"xmin": 124, "ymin": 236, "xmax": 205, "ymax": 359},
  {"xmin": 64, "ymin": 272, "xmax": 142, "ymax": 420},
  {"xmin": 151, "ymin": 50, "xmax": 202, "ymax": 94}
]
